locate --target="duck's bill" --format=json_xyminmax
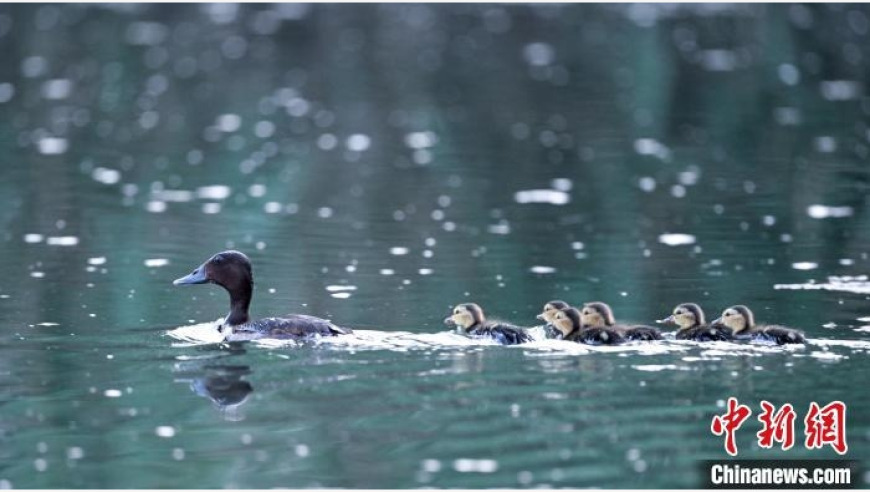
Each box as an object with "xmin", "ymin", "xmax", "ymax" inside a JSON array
[
  {"xmin": 536, "ymin": 314, "xmax": 545, "ymax": 320},
  {"xmin": 443, "ymin": 316, "xmax": 456, "ymax": 326},
  {"xmin": 656, "ymin": 315, "xmax": 675, "ymax": 324},
  {"xmin": 173, "ymin": 266, "xmax": 208, "ymax": 285},
  {"xmin": 711, "ymin": 317, "xmax": 722, "ymax": 325}
]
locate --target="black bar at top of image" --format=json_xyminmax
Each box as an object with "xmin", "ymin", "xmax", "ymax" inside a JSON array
[{"xmin": 700, "ymin": 459, "xmax": 861, "ymax": 489}]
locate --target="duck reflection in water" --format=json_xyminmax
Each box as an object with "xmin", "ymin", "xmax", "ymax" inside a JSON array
[{"xmin": 188, "ymin": 365, "xmax": 254, "ymax": 421}]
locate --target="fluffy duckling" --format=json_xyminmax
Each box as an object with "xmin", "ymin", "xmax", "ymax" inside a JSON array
[
  {"xmin": 537, "ymin": 300, "xmax": 570, "ymax": 338},
  {"xmin": 174, "ymin": 251, "xmax": 352, "ymax": 341},
  {"xmin": 712, "ymin": 305, "xmax": 805, "ymax": 345},
  {"xmin": 659, "ymin": 303, "xmax": 732, "ymax": 341},
  {"xmin": 580, "ymin": 301, "xmax": 663, "ymax": 341},
  {"xmin": 444, "ymin": 303, "xmax": 533, "ymax": 345},
  {"xmin": 552, "ymin": 307, "xmax": 625, "ymax": 345}
]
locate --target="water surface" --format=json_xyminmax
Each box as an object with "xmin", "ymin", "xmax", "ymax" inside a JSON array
[{"xmin": 1, "ymin": 4, "xmax": 869, "ymax": 488}]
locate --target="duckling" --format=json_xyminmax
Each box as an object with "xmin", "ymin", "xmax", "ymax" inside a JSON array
[
  {"xmin": 580, "ymin": 301, "xmax": 663, "ymax": 341},
  {"xmin": 658, "ymin": 303, "xmax": 732, "ymax": 341},
  {"xmin": 712, "ymin": 305, "xmax": 805, "ymax": 345},
  {"xmin": 173, "ymin": 251, "xmax": 352, "ymax": 341},
  {"xmin": 444, "ymin": 303, "xmax": 532, "ymax": 345},
  {"xmin": 552, "ymin": 307, "xmax": 625, "ymax": 345},
  {"xmin": 536, "ymin": 300, "xmax": 570, "ymax": 338}
]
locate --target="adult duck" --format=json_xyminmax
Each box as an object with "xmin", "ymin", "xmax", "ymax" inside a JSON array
[{"xmin": 173, "ymin": 251, "xmax": 352, "ymax": 341}]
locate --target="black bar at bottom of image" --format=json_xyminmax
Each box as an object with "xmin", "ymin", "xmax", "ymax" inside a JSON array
[{"xmin": 700, "ymin": 459, "xmax": 861, "ymax": 489}]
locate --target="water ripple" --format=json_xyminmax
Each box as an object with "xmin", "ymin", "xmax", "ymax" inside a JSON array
[{"xmin": 163, "ymin": 323, "xmax": 868, "ymax": 365}]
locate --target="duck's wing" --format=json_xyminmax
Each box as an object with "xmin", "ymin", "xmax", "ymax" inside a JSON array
[
  {"xmin": 577, "ymin": 327, "xmax": 625, "ymax": 345},
  {"xmin": 709, "ymin": 323, "xmax": 735, "ymax": 341},
  {"xmin": 760, "ymin": 325, "xmax": 805, "ymax": 344},
  {"xmin": 245, "ymin": 315, "xmax": 351, "ymax": 338},
  {"xmin": 674, "ymin": 328, "xmax": 691, "ymax": 340},
  {"xmin": 290, "ymin": 314, "xmax": 353, "ymax": 335},
  {"xmin": 475, "ymin": 323, "xmax": 533, "ymax": 345},
  {"xmin": 619, "ymin": 324, "xmax": 663, "ymax": 341},
  {"xmin": 679, "ymin": 325, "xmax": 732, "ymax": 342}
]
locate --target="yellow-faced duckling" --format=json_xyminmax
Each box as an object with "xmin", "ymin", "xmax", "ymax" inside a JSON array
[
  {"xmin": 537, "ymin": 300, "xmax": 570, "ymax": 338},
  {"xmin": 553, "ymin": 307, "xmax": 625, "ymax": 345},
  {"xmin": 173, "ymin": 251, "xmax": 352, "ymax": 341},
  {"xmin": 444, "ymin": 303, "xmax": 532, "ymax": 345},
  {"xmin": 580, "ymin": 301, "xmax": 663, "ymax": 341},
  {"xmin": 658, "ymin": 303, "xmax": 732, "ymax": 341},
  {"xmin": 712, "ymin": 305, "xmax": 806, "ymax": 345}
]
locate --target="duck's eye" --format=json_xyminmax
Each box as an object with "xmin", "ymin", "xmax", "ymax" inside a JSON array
[
  {"xmin": 454, "ymin": 309, "xmax": 460, "ymax": 315},
  {"xmin": 675, "ymin": 310, "xmax": 683, "ymax": 315}
]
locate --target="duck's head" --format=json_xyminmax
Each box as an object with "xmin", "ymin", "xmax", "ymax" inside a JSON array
[
  {"xmin": 712, "ymin": 305, "xmax": 754, "ymax": 334},
  {"xmin": 552, "ymin": 307, "xmax": 582, "ymax": 339},
  {"xmin": 173, "ymin": 250, "xmax": 253, "ymax": 293},
  {"xmin": 580, "ymin": 301, "xmax": 615, "ymax": 328},
  {"xmin": 537, "ymin": 300, "xmax": 569, "ymax": 324},
  {"xmin": 444, "ymin": 303, "xmax": 484, "ymax": 332},
  {"xmin": 659, "ymin": 303, "xmax": 705, "ymax": 329}
]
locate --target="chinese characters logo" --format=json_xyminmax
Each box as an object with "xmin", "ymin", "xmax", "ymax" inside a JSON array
[{"xmin": 711, "ymin": 398, "xmax": 847, "ymax": 456}]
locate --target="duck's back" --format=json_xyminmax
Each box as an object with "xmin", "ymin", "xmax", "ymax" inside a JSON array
[
  {"xmin": 570, "ymin": 326, "xmax": 625, "ymax": 345},
  {"xmin": 616, "ymin": 324, "xmax": 663, "ymax": 341},
  {"xmin": 676, "ymin": 324, "xmax": 732, "ymax": 341},
  {"xmin": 469, "ymin": 322, "xmax": 532, "ymax": 345},
  {"xmin": 756, "ymin": 325, "xmax": 805, "ymax": 344},
  {"xmin": 227, "ymin": 314, "xmax": 352, "ymax": 341}
]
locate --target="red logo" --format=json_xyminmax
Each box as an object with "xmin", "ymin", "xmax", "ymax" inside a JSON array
[
  {"xmin": 711, "ymin": 397, "xmax": 752, "ymax": 456},
  {"xmin": 805, "ymin": 401, "xmax": 848, "ymax": 455},
  {"xmin": 712, "ymin": 399, "xmax": 847, "ymax": 456},
  {"xmin": 757, "ymin": 400, "xmax": 796, "ymax": 451}
]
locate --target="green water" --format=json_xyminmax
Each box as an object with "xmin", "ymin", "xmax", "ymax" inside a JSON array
[{"xmin": 1, "ymin": 3, "xmax": 869, "ymax": 488}]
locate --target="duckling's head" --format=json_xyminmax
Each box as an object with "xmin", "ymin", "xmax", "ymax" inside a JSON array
[
  {"xmin": 537, "ymin": 300, "xmax": 570, "ymax": 324},
  {"xmin": 660, "ymin": 303, "xmax": 705, "ymax": 329},
  {"xmin": 713, "ymin": 305, "xmax": 754, "ymax": 334},
  {"xmin": 580, "ymin": 301, "xmax": 615, "ymax": 327},
  {"xmin": 552, "ymin": 307, "xmax": 582, "ymax": 338},
  {"xmin": 444, "ymin": 303, "xmax": 485, "ymax": 331},
  {"xmin": 173, "ymin": 250, "xmax": 253, "ymax": 294}
]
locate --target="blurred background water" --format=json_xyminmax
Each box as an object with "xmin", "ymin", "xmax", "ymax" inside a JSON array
[{"xmin": 1, "ymin": 3, "xmax": 870, "ymax": 488}]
